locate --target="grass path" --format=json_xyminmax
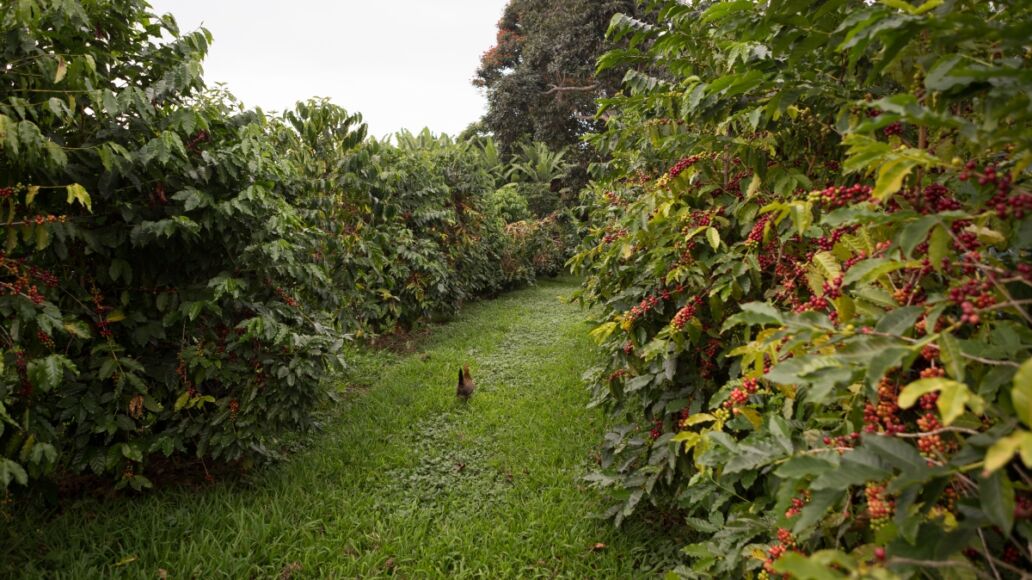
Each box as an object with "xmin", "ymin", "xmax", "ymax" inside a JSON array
[{"xmin": 2, "ymin": 278, "xmax": 667, "ymax": 578}]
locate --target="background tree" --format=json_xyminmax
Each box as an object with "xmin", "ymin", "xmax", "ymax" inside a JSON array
[{"xmin": 473, "ymin": 0, "xmax": 637, "ymax": 167}]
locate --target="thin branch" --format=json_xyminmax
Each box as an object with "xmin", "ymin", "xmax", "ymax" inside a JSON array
[
  {"xmin": 543, "ymin": 84, "xmax": 599, "ymax": 95},
  {"xmin": 960, "ymin": 353, "xmax": 1021, "ymax": 368},
  {"xmin": 894, "ymin": 426, "xmax": 981, "ymax": 438},
  {"xmin": 979, "ymin": 528, "xmax": 1003, "ymax": 580}
]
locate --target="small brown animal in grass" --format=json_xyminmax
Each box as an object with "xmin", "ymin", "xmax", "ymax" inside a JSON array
[{"xmin": 457, "ymin": 364, "xmax": 475, "ymax": 400}]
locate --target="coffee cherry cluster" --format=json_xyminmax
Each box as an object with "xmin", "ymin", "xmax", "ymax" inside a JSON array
[
  {"xmin": 275, "ymin": 287, "xmax": 299, "ymax": 308},
  {"xmin": 602, "ymin": 228, "xmax": 628, "ymax": 244},
  {"xmin": 816, "ymin": 226, "xmax": 857, "ymax": 252},
  {"xmin": 723, "ymin": 387, "xmax": 749, "ymax": 411},
  {"xmin": 90, "ymin": 286, "xmax": 113, "ymax": 338},
  {"xmin": 746, "ymin": 214, "xmax": 773, "ymax": 246},
  {"xmin": 822, "ymin": 431, "xmax": 860, "ymax": 452},
  {"xmin": 36, "ymin": 330, "xmax": 55, "ymax": 350},
  {"xmin": 948, "ymin": 278, "xmax": 994, "ymax": 325},
  {"xmin": 228, "ymin": 399, "xmax": 240, "ymax": 422},
  {"xmin": 763, "ymin": 543, "xmax": 787, "ymax": 576},
  {"xmin": 622, "ymin": 341, "xmax": 634, "ymax": 355},
  {"xmin": 15, "ymin": 350, "xmax": 32, "ymax": 398},
  {"xmin": 917, "ymin": 413, "xmax": 947, "ymax": 459},
  {"xmin": 0, "ymin": 187, "xmax": 14, "ymax": 199},
  {"xmin": 677, "ymin": 407, "xmax": 692, "ymax": 429},
  {"xmin": 918, "ymin": 388, "xmax": 940, "ymax": 409},
  {"xmin": 699, "ymin": 338, "xmax": 722, "ymax": 379},
  {"xmin": 603, "ymin": 191, "xmax": 628, "ymax": 207},
  {"xmin": 865, "ymin": 482, "xmax": 894, "ymax": 528},
  {"xmin": 1015, "ymin": 495, "xmax": 1032, "ymax": 520},
  {"xmin": 919, "ymin": 184, "xmax": 961, "ymax": 213},
  {"xmin": 649, "ymin": 418, "xmax": 663, "ymax": 441},
  {"xmin": 785, "ymin": 493, "xmax": 809, "ymax": 518},
  {"xmin": 608, "ymin": 368, "xmax": 629, "ymax": 383},
  {"xmin": 668, "ymin": 155, "xmax": 702, "ymax": 179},
  {"xmin": 185, "ymin": 130, "xmax": 210, "ymax": 154},
  {"xmin": 671, "ymin": 297, "xmax": 703, "ymax": 331},
  {"xmin": 815, "ymin": 184, "xmax": 873, "ymax": 208},
  {"xmin": 989, "ymin": 189, "xmax": 1032, "ymax": 219},
  {"xmin": 864, "ymin": 378, "xmax": 905, "ymax": 435},
  {"xmin": 776, "ymin": 528, "xmax": 795, "ymax": 548},
  {"xmin": 626, "ymin": 294, "xmax": 661, "ymax": 323},
  {"xmin": 883, "ymin": 121, "xmax": 904, "ymax": 137},
  {"xmin": 176, "ymin": 353, "xmax": 196, "ymax": 396}
]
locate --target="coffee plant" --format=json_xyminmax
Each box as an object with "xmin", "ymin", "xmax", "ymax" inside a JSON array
[
  {"xmin": 0, "ymin": 1, "xmax": 577, "ymax": 495},
  {"xmin": 573, "ymin": 0, "xmax": 1032, "ymax": 577}
]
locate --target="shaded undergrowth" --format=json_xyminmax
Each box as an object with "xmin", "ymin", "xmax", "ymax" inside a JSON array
[{"xmin": 1, "ymin": 277, "xmax": 679, "ymax": 578}]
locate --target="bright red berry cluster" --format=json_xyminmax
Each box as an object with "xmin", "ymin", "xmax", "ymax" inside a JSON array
[
  {"xmin": 864, "ymin": 378, "xmax": 905, "ymax": 435},
  {"xmin": 785, "ymin": 493, "xmax": 809, "ymax": 518},
  {"xmin": 723, "ymin": 387, "xmax": 749, "ymax": 411},
  {"xmin": 275, "ymin": 287, "xmax": 299, "ymax": 308},
  {"xmin": 883, "ymin": 121, "xmax": 903, "ymax": 137},
  {"xmin": 866, "ymin": 482, "xmax": 894, "ymax": 529},
  {"xmin": 15, "ymin": 350, "xmax": 31, "ymax": 398},
  {"xmin": 602, "ymin": 228, "xmax": 628, "ymax": 244},
  {"xmin": 816, "ymin": 183, "xmax": 873, "ymax": 208},
  {"xmin": 36, "ymin": 330, "xmax": 55, "ymax": 350},
  {"xmin": 746, "ymin": 214, "xmax": 772, "ymax": 246},
  {"xmin": 671, "ymin": 297, "xmax": 702, "ymax": 331},
  {"xmin": 649, "ymin": 418, "xmax": 663, "ymax": 440},
  {"xmin": 627, "ymin": 294, "xmax": 661, "ymax": 323},
  {"xmin": 668, "ymin": 155, "xmax": 702, "ymax": 179},
  {"xmin": 91, "ymin": 286, "xmax": 113, "ymax": 338}
]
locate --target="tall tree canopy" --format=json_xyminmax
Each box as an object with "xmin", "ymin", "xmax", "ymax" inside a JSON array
[{"xmin": 473, "ymin": 0, "xmax": 636, "ymax": 157}]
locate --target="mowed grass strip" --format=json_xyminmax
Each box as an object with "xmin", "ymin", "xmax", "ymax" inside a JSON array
[{"xmin": 1, "ymin": 278, "xmax": 670, "ymax": 578}]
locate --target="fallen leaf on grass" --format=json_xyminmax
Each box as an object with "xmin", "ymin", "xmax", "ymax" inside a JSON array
[{"xmin": 279, "ymin": 561, "xmax": 302, "ymax": 580}]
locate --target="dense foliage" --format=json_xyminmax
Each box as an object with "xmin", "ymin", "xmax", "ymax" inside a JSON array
[
  {"xmin": 0, "ymin": 1, "xmax": 576, "ymax": 495},
  {"xmin": 573, "ymin": 0, "xmax": 1032, "ymax": 577},
  {"xmin": 474, "ymin": 0, "xmax": 637, "ymax": 164}
]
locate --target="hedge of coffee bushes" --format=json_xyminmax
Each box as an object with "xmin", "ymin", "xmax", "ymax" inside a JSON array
[
  {"xmin": 573, "ymin": 1, "xmax": 1032, "ymax": 577},
  {"xmin": 0, "ymin": 1, "xmax": 576, "ymax": 493}
]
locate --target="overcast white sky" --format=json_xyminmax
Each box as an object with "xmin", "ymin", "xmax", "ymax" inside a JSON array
[{"xmin": 148, "ymin": 0, "xmax": 508, "ymax": 137}]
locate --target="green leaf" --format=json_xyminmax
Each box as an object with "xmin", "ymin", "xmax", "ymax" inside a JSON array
[
  {"xmin": 27, "ymin": 355, "xmax": 76, "ymax": 393},
  {"xmin": 54, "ymin": 56, "xmax": 67, "ymax": 83},
  {"xmin": 898, "ymin": 215, "xmax": 940, "ymax": 257},
  {"xmin": 872, "ymin": 157, "xmax": 916, "ymax": 201},
  {"xmin": 810, "ymin": 449, "xmax": 890, "ymax": 490},
  {"xmin": 773, "ymin": 551, "xmax": 847, "ymax": 579},
  {"xmin": 173, "ymin": 391, "xmax": 190, "ymax": 412},
  {"xmin": 121, "ymin": 444, "xmax": 143, "ymax": 462},
  {"xmin": 66, "ymin": 183, "xmax": 92, "ymax": 213},
  {"xmin": 928, "ymin": 225, "xmax": 949, "ymax": 272},
  {"xmin": 984, "ymin": 431, "xmax": 1032, "ymax": 474},
  {"xmin": 722, "ymin": 302, "xmax": 783, "ymax": 330},
  {"xmin": 706, "ymin": 227, "xmax": 720, "ymax": 250},
  {"xmin": 898, "ymin": 378, "xmax": 983, "ymax": 425},
  {"xmin": 875, "ymin": 306, "xmax": 923, "ymax": 336},
  {"xmin": 1013, "ymin": 357, "xmax": 1032, "ymax": 427},
  {"xmin": 939, "ymin": 334, "xmax": 964, "ymax": 382},
  {"xmin": 775, "ymin": 455, "xmax": 838, "ymax": 479},
  {"xmin": 842, "ymin": 258, "xmax": 905, "ymax": 286},
  {"xmin": 980, "ymin": 470, "xmax": 1015, "ymax": 535},
  {"xmin": 0, "ymin": 458, "xmax": 28, "ymax": 487},
  {"xmin": 792, "ymin": 491, "xmax": 844, "ymax": 537},
  {"xmin": 864, "ymin": 434, "xmax": 924, "ymax": 472}
]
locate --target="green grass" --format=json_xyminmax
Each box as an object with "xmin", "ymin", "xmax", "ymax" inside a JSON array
[{"xmin": 1, "ymin": 278, "xmax": 675, "ymax": 578}]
